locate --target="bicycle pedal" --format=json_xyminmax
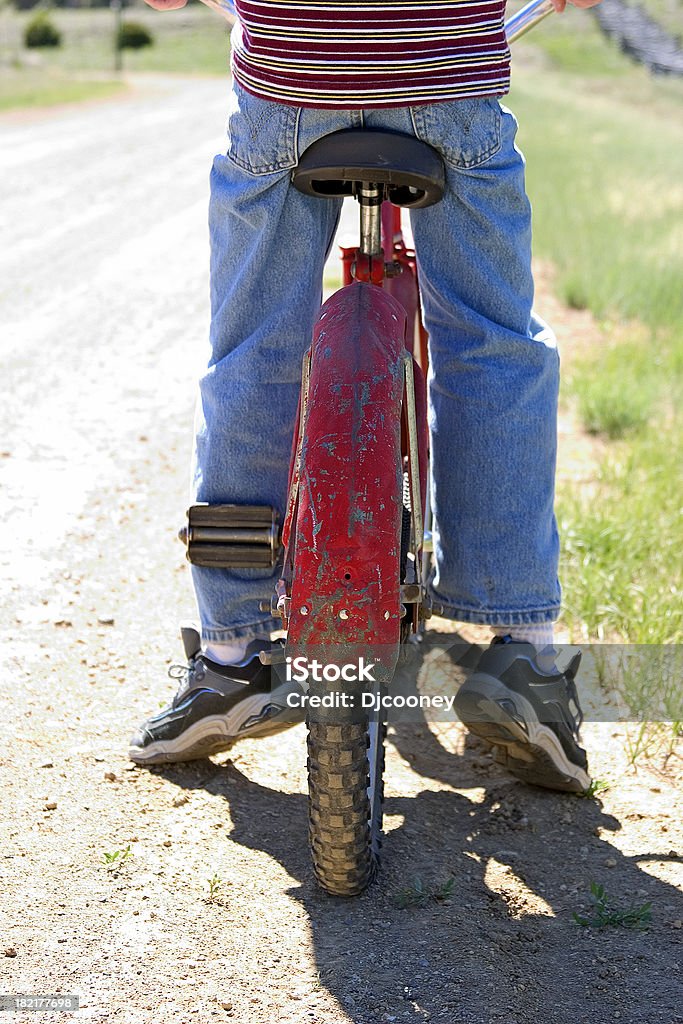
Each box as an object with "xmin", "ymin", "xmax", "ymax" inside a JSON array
[
  {"xmin": 180, "ymin": 504, "xmax": 281, "ymax": 568},
  {"xmin": 258, "ymin": 647, "xmax": 287, "ymax": 666}
]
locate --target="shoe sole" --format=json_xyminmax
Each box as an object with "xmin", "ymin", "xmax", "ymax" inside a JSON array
[
  {"xmin": 128, "ymin": 691, "xmax": 301, "ymax": 765},
  {"xmin": 454, "ymin": 673, "xmax": 591, "ymax": 794}
]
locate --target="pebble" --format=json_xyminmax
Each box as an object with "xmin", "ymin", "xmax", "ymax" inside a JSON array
[
  {"xmin": 672, "ymin": 920, "xmax": 682, "ymax": 929},
  {"xmin": 44, "ymin": 801, "xmax": 57, "ymax": 811},
  {"xmin": 104, "ymin": 772, "xmax": 117, "ymax": 783},
  {"xmin": 173, "ymin": 795, "xmax": 190, "ymax": 807},
  {"xmin": 219, "ymin": 1002, "xmax": 233, "ymax": 1011},
  {"xmin": 4, "ymin": 948, "xmax": 17, "ymax": 957},
  {"xmin": 604, "ymin": 857, "xmax": 617, "ymax": 868},
  {"xmin": 97, "ymin": 616, "xmax": 115, "ymax": 626},
  {"xmin": 163, "ymin": 840, "xmax": 172, "ymax": 847}
]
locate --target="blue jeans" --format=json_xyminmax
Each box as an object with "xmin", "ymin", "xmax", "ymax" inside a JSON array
[{"xmin": 193, "ymin": 81, "xmax": 561, "ymax": 643}]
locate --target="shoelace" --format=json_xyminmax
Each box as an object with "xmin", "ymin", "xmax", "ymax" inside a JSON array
[{"xmin": 167, "ymin": 659, "xmax": 199, "ymax": 704}]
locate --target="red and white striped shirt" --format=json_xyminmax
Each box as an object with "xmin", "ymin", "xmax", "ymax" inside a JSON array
[{"xmin": 231, "ymin": 1, "xmax": 510, "ymax": 108}]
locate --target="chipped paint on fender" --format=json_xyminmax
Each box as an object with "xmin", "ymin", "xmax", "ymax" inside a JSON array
[{"xmin": 286, "ymin": 282, "xmax": 407, "ymax": 674}]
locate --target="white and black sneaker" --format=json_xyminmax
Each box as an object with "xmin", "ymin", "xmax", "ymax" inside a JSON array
[
  {"xmin": 453, "ymin": 637, "xmax": 591, "ymax": 793},
  {"xmin": 128, "ymin": 626, "xmax": 301, "ymax": 765}
]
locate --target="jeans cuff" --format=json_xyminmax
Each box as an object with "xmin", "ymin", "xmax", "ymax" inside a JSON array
[
  {"xmin": 201, "ymin": 617, "xmax": 283, "ymax": 644},
  {"xmin": 429, "ymin": 600, "xmax": 560, "ymax": 626}
]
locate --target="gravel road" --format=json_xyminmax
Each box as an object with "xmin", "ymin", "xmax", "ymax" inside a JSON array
[{"xmin": 1, "ymin": 77, "xmax": 681, "ymax": 1024}]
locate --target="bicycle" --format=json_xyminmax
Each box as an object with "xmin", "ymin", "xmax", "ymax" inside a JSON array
[{"xmin": 184, "ymin": 0, "xmax": 557, "ymax": 897}]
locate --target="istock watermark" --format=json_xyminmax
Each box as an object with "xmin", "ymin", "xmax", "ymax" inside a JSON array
[
  {"xmin": 285, "ymin": 655, "xmax": 378, "ymax": 683},
  {"xmin": 275, "ymin": 644, "xmax": 682, "ymax": 724}
]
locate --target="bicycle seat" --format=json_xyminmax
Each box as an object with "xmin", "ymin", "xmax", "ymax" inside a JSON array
[{"xmin": 292, "ymin": 129, "xmax": 445, "ymax": 208}]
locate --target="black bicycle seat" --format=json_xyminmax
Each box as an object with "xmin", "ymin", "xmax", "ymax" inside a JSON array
[{"xmin": 292, "ymin": 129, "xmax": 445, "ymax": 208}]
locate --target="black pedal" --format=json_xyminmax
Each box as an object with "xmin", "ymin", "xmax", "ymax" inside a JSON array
[{"xmin": 179, "ymin": 504, "xmax": 280, "ymax": 568}]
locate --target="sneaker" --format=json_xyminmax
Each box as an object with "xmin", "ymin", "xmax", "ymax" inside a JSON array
[
  {"xmin": 128, "ymin": 626, "xmax": 300, "ymax": 765},
  {"xmin": 453, "ymin": 637, "xmax": 591, "ymax": 793}
]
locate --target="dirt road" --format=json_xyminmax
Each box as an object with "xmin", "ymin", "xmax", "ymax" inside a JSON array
[{"xmin": 1, "ymin": 77, "xmax": 681, "ymax": 1024}]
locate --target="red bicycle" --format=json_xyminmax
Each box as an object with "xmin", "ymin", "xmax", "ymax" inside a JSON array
[
  {"xmin": 186, "ymin": 0, "xmax": 556, "ymax": 897},
  {"xmin": 276, "ymin": 133, "xmax": 442, "ymax": 895}
]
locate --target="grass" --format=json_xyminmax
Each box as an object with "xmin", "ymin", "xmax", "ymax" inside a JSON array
[
  {"xmin": 2, "ymin": 4, "xmax": 230, "ymax": 74},
  {"xmin": 0, "ymin": 67, "xmax": 124, "ymax": 110},
  {"xmin": 510, "ymin": 75, "xmax": 683, "ymax": 336},
  {"xmin": 582, "ymin": 646, "xmax": 681, "ymax": 762},
  {"xmin": 558, "ymin": 422, "xmax": 683, "ymax": 643},
  {"xmin": 573, "ymin": 882, "xmax": 652, "ymax": 930},
  {"xmin": 579, "ymin": 778, "xmax": 611, "ymax": 799},
  {"xmin": 0, "ymin": 3, "xmax": 230, "ymax": 111},
  {"xmin": 506, "ymin": 12, "xmax": 683, "ymax": 649},
  {"xmin": 395, "ymin": 875, "xmax": 456, "ymax": 908}
]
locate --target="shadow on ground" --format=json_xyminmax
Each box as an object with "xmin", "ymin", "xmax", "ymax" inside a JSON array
[{"xmin": 155, "ymin": 632, "xmax": 683, "ymax": 1024}]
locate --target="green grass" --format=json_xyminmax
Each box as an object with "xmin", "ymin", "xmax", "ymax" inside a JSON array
[
  {"xmin": 509, "ymin": 78, "xmax": 683, "ymax": 334},
  {"xmin": 0, "ymin": 3, "xmax": 230, "ymax": 110},
  {"xmin": 579, "ymin": 778, "xmax": 611, "ymax": 799},
  {"xmin": 506, "ymin": 12, "xmax": 683, "ymax": 646},
  {"xmin": 573, "ymin": 882, "xmax": 652, "ymax": 930},
  {"xmin": 583, "ymin": 647, "xmax": 681, "ymax": 757},
  {"xmin": 559, "ymin": 426, "xmax": 682, "ymax": 643},
  {"xmin": 395, "ymin": 875, "xmax": 456, "ymax": 908},
  {"xmin": 0, "ymin": 66, "xmax": 124, "ymax": 110}
]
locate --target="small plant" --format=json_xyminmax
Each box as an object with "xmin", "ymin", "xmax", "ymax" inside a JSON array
[
  {"xmin": 573, "ymin": 882, "xmax": 652, "ymax": 930},
  {"xmin": 24, "ymin": 13, "xmax": 62, "ymax": 49},
  {"xmin": 117, "ymin": 21, "xmax": 154, "ymax": 51},
  {"xmin": 433, "ymin": 877, "xmax": 456, "ymax": 902},
  {"xmin": 579, "ymin": 778, "xmax": 610, "ymax": 799},
  {"xmin": 207, "ymin": 872, "xmax": 222, "ymax": 902},
  {"xmin": 396, "ymin": 875, "xmax": 456, "ymax": 909},
  {"xmin": 102, "ymin": 844, "xmax": 133, "ymax": 870}
]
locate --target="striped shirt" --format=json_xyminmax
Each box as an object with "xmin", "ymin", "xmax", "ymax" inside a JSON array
[{"xmin": 231, "ymin": 1, "xmax": 511, "ymax": 109}]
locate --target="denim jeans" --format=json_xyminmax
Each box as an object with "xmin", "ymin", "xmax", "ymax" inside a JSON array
[{"xmin": 192, "ymin": 80, "xmax": 561, "ymax": 643}]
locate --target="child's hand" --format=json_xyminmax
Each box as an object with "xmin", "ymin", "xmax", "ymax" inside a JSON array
[
  {"xmin": 143, "ymin": 0, "xmax": 188, "ymax": 10},
  {"xmin": 551, "ymin": 0, "xmax": 603, "ymax": 10}
]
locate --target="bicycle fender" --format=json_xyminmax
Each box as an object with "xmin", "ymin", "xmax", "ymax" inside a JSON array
[{"xmin": 288, "ymin": 282, "xmax": 407, "ymax": 674}]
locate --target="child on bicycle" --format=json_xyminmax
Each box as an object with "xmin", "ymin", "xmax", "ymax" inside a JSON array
[{"xmin": 130, "ymin": 0, "xmax": 602, "ymax": 794}]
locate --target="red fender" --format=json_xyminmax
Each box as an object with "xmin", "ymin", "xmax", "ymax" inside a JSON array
[{"xmin": 287, "ymin": 282, "xmax": 407, "ymax": 677}]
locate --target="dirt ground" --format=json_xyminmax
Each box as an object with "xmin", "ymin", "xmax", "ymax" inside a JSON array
[{"xmin": 1, "ymin": 77, "xmax": 681, "ymax": 1024}]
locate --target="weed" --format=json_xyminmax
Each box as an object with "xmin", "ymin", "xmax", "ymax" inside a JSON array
[
  {"xmin": 579, "ymin": 778, "xmax": 610, "ymax": 799},
  {"xmin": 102, "ymin": 844, "xmax": 133, "ymax": 870},
  {"xmin": 207, "ymin": 872, "xmax": 222, "ymax": 903},
  {"xmin": 573, "ymin": 882, "xmax": 652, "ymax": 930},
  {"xmin": 625, "ymin": 721, "xmax": 682, "ymax": 767},
  {"xmin": 433, "ymin": 877, "xmax": 456, "ymax": 902},
  {"xmin": 395, "ymin": 875, "xmax": 456, "ymax": 909}
]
